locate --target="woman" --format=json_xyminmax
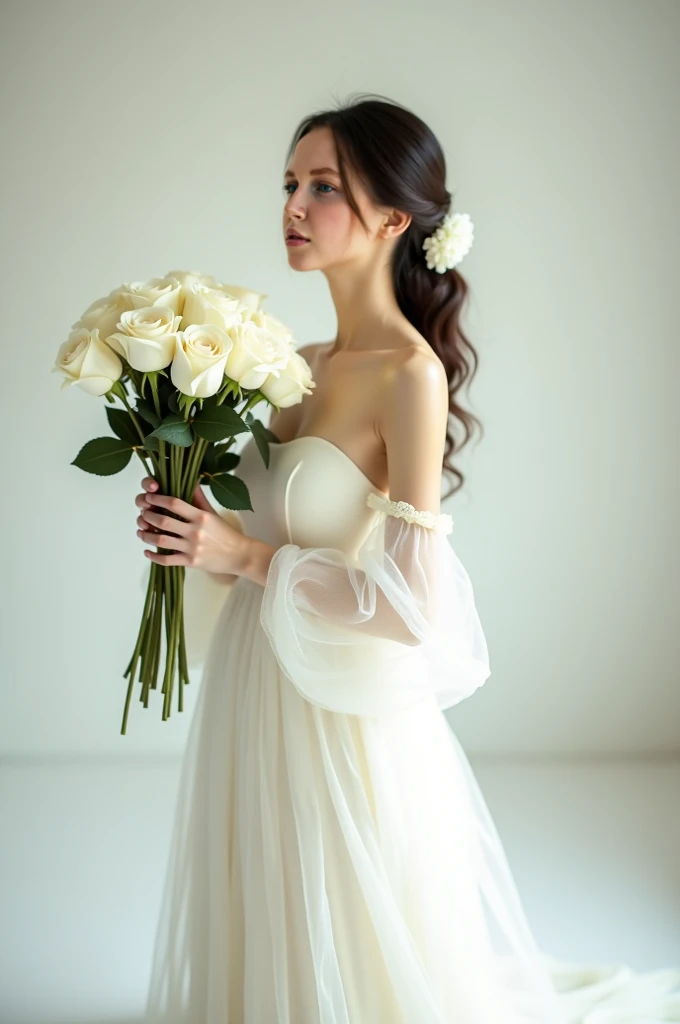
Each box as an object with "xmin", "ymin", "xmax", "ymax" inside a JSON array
[{"xmin": 139, "ymin": 96, "xmax": 679, "ymax": 1022}]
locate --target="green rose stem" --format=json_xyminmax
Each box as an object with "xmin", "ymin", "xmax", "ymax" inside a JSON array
[
  {"xmin": 178, "ymin": 381, "xmax": 250, "ymax": 500},
  {"xmin": 120, "ymin": 373, "xmax": 170, "ymax": 733},
  {"xmin": 239, "ymin": 389, "xmax": 263, "ymax": 415},
  {"xmin": 148, "ymin": 375, "xmax": 169, "ymax": 493},
  {"xmin": 173, "ymin": 443, "xmax": 188, "ymax": 714},
  {"xmin": 120, "ymin": 559, "xmax": 157, "ymax": 735},
  {"xmin": 111, "ymin": 379, "xmax": 160, "ymax": 478},
  {"xmin": 142, "ymin": 573, "xmax": 163, "ymax": 700},
  {"xmin": 146, "ymin": 567, "xmax": 164, "ymax": 689},
  {"xmin": 180, "ymin": 436, "xmax": 208, "ymax": 502},
  {"xmin": 174, "ymin": 419, "xmax": 194, "ymax": 711},
  {"xmin": 154, "ymin": 437, "xmax": 189, "ymax": 720},
  {"xmin": 175, "ymin": 568, "xmax": 186, "ymax": 713},
  {"xmin": 160, "ymin": 563, "xmax": 173, "ymax": 697},
  {"xmin": 113, "ymin": 375, "xmax": 163, "ymax": 726},
  {"xmin": 121, "ymin": 378, "xmax": 266, "ymax": 733},
  {"xmin": 161, "ymin": 569, "xmax": 173, "ymax": 717},
  {"xmin": 118, "ymin": 381, "xmax": 168, "ymax": 732},
  {"xmin": 177, "ymin": 582, "xmax": 188, "ymax": 712},
  {"xmin": 148, "ymin": 373, "xmax": 174, "ymax": 715},
  {"xmin": 162, "ymin": 568, "xmax": 180, "ymax": 720}
]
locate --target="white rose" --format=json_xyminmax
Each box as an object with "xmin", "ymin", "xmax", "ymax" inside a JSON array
[
  {"xmin": 181, "ymin": 282, "xmax": 245, "ymax": 333},
  {"xmin": 170, "ymin": 323, "xmax": 233, "ymax": 398},
  {"xmin": 214, "ymin": 282, "xmax": 268, "ymax": 315},
  {"xmin": 223, "ymin": 321, "xmax": 291, "ymax": 390},
  {"xmin": 165, "ymin": 269, "xmax": 219, "ymax": 291},
  {"xmin": 71, "ymin": 293, "xmax": 129, "ymax": 349},
  {"xmin": 106, "ymin": 306, "xmax": 182, "ymax": 372},
  {"xmin": 113, "ymin": 276, "xmax": 183, "ymax": 316},
  {"xmin": 165, "ymin": 270, "xmax": 219, "ymax": 318},
  {"xmin": 72, "ymin": 276, "xmax": 182, "ymax": 347},
  {"xmin": 260, "ymin": 350, "xmax": 315, "ymax": 408},
  {"xmin": 246, "ymin": 309, "xmax": 295, "ymax": 348},
  {"xmin": 52, "ymin": 328, "xmax": 123, "ymax": 396}
]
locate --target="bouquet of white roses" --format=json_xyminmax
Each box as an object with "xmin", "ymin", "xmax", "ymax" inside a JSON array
[{"xmin": 52, "ymin": 270, "xmax": 314, "ymax": 734}]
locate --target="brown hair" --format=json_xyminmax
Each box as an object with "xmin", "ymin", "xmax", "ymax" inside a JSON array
[{"xmin": 284, "ymin": 91, "xmax": 484, "ymax": 500}]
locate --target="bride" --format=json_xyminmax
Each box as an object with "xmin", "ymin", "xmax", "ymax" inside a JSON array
[{"xmin": 138, "ymin": 94, "xmax": 680, "ymax": 1022}]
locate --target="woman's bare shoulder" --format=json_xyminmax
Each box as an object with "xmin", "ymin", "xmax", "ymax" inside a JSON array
[{"xmin": 375, "ymin": 328, "xmax": 442, "ymax": 379}]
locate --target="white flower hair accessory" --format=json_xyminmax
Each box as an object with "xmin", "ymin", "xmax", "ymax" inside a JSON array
[{"xmin": 422, "ymin": 211, "xmax": 474, "ymax": 274}]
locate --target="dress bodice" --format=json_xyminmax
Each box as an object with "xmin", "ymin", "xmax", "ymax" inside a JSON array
[{"xmin": 232, "ymin": 434, "xmax": 386, "ymax": 558}]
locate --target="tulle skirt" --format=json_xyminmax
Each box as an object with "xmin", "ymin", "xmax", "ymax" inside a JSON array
[{"xmin": 145, "ymin": 575, "xmax": 679, "ymax": 1023}]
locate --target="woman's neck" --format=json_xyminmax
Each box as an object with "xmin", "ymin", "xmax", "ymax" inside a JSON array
[{"xmin": 323, "ymin": 254, "xmax": 404, "ymax": 353}]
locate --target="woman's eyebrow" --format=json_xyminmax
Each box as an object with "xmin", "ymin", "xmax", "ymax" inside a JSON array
[{"xmin": 284, "ymin": 166, "xmax": 340, "ymax": 178}]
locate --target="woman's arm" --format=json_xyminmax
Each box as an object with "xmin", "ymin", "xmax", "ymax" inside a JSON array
[
  {"xmin": 255, "ymin": 346, "xmax": 490, "ymax": 716},
  {"xmin": 259, "ymin": 348, "xmax": 453, "ymax": 646},
  {"xmin": 240, "ymin": 348, "xmax": 450, "ymax": 592}
]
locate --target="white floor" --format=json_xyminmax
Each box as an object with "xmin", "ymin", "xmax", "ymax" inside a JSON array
[{"xmin": 1, "ymin": 754, "xmax": 678, "ymax": 1024}]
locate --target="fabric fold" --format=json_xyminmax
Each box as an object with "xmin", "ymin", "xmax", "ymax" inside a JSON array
[{"xmin": 259, "ymin": 494, "xmax": 491, "ymax": 716}]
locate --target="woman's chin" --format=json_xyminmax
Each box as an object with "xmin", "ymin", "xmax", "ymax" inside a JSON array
[
  {"xmin": 286, "ymin": 245, "xmax": 312, "ymax": 257},
  {"xmin": 286, "ymin": 248, "xmax": 317, "ymax": 270}
]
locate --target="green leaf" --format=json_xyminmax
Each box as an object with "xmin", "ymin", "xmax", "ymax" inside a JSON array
[
  {"xmin": 167, "ymin": 391, "xmax": 180, "ymax": 414},
  {"xmin": 148, "ymin": 413, "xmax": 194, "ymax": 447},
  {"xmin": 215, "ymin": 450, "xmax": 240, "ymax": 472},
  {"xmin": 201, "ymin": 442, "xmax": 218, "ymax": 473},
  {"xmin": 209, "ymin": 472, "xmax": 253, "ymax": 511},
  {"xmin": 71, "ymin": 437, "xmax": 134, "ymax": 476},
  {"xmin": 193, "ymin": 405, "xmax": 252, "ymax": 442},
  {"xmin": 135, "ymin": 400, "xmax": 161, "ymax": 428},
  {"xmin": 202, "ymin": 442, "xmax": 240, "ymax": 475},
  {"xmin": 245, "ymin": 410, "xmax": 279, "ymax": 443},
  {"xmin": 143, "ymin": 434, "xmax": 160, "ymax": 452},
  {"xmin": 249, "ymin": 417, "xmax": 278, "ymax": 468},
  {"xmin": 106, "ymin": 407, "xmax": 141, "ymax": 445}
]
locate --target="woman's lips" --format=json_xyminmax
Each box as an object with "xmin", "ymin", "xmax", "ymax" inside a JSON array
[{"xmin": 286, "ymin": 236, "xmax": 309, "ymax": 246}]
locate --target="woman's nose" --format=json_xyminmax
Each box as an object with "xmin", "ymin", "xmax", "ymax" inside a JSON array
[{"xmin": 284, "ymin": 191, "xmax": 305, "ymax": 220}]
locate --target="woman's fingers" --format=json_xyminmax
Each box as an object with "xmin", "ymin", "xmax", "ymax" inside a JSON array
[
  {"xmin": 144, "ymin": 493, "xmax": 203, "ymax": 522},
  {"xmin": 135, "ymin": 477, "xmax": 159, "ymax": 510},
  {"xmin": 137, "ymin": 513, "xmax": 160, "ymax": 532},
  {"xmin": 135, "ymin": 482, "xmax": 206, "ymax": 543},
  {"xmin": 139, "ymin": 506, "xmax": 192, "ymax": 536},
  {"xmin": 137, "ymin": 527, "xmax": 189, "ymax": 553}
]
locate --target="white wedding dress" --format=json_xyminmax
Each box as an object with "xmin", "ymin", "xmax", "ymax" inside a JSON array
[{"xmin": 145, "ymin": 433, "xmax": 680, "ymax": 1023}]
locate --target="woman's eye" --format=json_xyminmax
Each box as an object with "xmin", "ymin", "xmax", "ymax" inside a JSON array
[{"xmin": 282, "ymin": 182, "xmax": 335, "ymax": 195}]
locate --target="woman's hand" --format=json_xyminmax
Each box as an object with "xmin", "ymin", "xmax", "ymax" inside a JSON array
[{"xmin": 134, "ymin": 476, "xmax": 252, "ymax": 577}]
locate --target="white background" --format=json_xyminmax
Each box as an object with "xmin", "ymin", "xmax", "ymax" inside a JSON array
[{"xmin": 1, "ymin": 0, "xmax": 678, "ymax": 1020}]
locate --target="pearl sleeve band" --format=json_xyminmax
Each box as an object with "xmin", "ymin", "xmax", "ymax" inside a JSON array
[{"xmin": 366, "ymin": 492, "xmax": 453, "ymax": 535}]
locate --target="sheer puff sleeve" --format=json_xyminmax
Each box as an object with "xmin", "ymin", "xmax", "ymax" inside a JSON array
[{"xmin": 259, "ymin": 491, "xmax": 491, "ymax": 716}]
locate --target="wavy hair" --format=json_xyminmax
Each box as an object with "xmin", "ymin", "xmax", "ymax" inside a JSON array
[{"xmin": 284, "ymin": 91, "xmax": 484, "ymax": 499}]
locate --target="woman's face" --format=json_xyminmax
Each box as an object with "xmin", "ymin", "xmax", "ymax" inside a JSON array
[{"xmin": 282, "ymin": 126, "xmax": 385, "ymax": 272}]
